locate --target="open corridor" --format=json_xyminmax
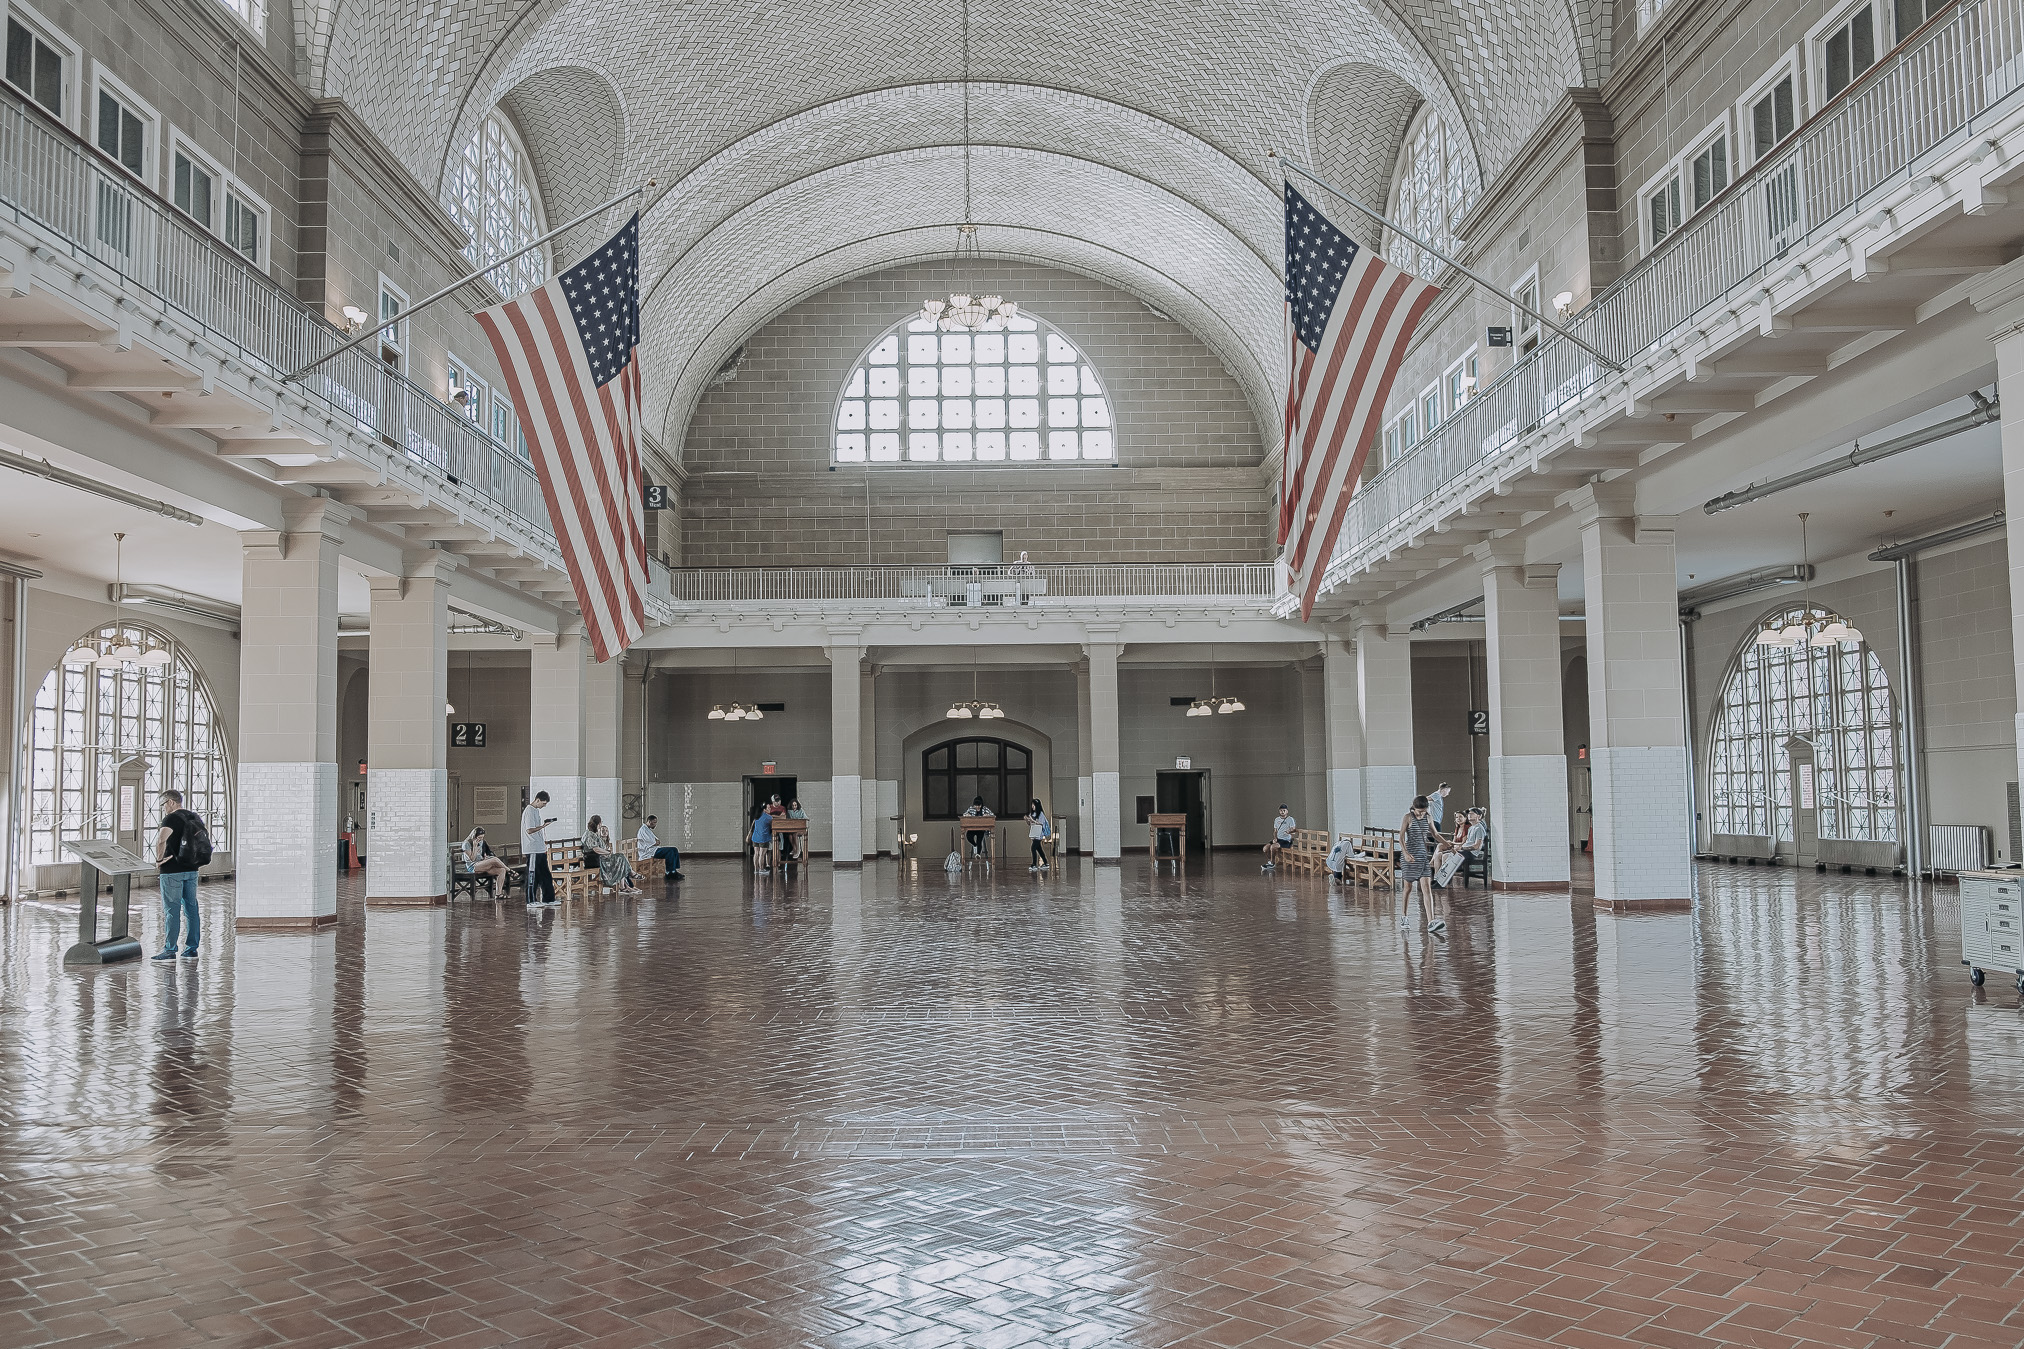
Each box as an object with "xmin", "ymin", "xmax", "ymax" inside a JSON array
[{"xmin": 2, "ymin": 861, "xmax": 2021, "ymax": 1347}]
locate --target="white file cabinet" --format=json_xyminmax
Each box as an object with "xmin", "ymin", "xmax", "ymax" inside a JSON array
[{"xmin": 1960, "ymin": 869, "xmax": 2024, "ymax": 992}]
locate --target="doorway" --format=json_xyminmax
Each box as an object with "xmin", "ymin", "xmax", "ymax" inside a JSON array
[
  {"xmin": 1155, "ymin": 770, "xmax": 1211, "ymax": 853},
  {"xmin": 742, "ymin": 775, "xmax": 800, "ymax": 853},
  {"xmin": 1784, "ymin": 737, "xmax": 1817, "ymax": 866}
]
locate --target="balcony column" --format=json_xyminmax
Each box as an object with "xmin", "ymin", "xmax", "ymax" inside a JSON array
[
  {"xmin": 1085, "ymin": 635, "xmax": 1121, "ymax": 860},
  {"xmin": 1075, "ymin": 657, "xmax": 1092, "ymax": 855},
  {"xmin": 1321, "ymin": 633, "xmax": 1364, "ymax": 836},
  {"xmin": 529, "ymin": 628, "xmax": 588, "ymax": 839},
  {"xmin": 1987, "ymin": 311, "xmax": 2024, "ymax": 793},
  {"xmin": 235, "ymin": 499, "xmax": 346, "ymax": 929},
  {"xmin": 860, "ymin": 661, "xmax": 878, "ymax": 854},
  {"xmin": 829, "ymin": 629, "xmax": 863, "ymax": 865},
  {"xmin": 1477, "ymin": 542, "xmax": 1571, "ymax": 888},
  {"xmin": 1573, "ymin": 483, "xmax": 1693, "ymax": 909},
  {"xmin": 1356, "ymin": 619, "xmax": 1416, "ymax": 827},
  {"xmin": 364, "ymin": 552, "xmax": 450, "ymax": 906},
  {"xmin": 584, "ymin": 653, "xmax": 623, "ymax": 836}
]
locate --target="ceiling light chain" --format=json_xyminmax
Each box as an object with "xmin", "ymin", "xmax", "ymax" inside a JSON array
[
  {"xmin": 1185, "ymin": 645, "xmax": 1246, "ymax": 716},
  {"xmin": 918, "ymin": 0, "xmax": 1019, "ymax": 335},
  {"xmin": 1753, "ymin": 512, "xmax": 1865, "ymax": 650}
]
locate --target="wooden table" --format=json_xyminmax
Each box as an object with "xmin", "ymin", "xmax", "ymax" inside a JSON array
[
  {"xmin": 769, "ymin": 818, "xmax": 809, "ymax": 870},
  {"xmin": 1148, "ymin": 813, "xmax": 1188, "ymax": 864}
]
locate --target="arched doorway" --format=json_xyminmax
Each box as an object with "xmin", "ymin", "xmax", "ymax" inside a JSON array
[{"xmin": 900, "ymin": 718, "xmax": 1054, "ymax": 859}]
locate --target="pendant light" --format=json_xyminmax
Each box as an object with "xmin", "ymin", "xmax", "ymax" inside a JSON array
[
  {"xmin": 946, "ymin": 646, "xmax": 1003, "ymax": 719},
  {"xmin": 1186, "ymin": 645, "xmax": 1244, "ymax": 716},
  {"xmin": 707, "ymin": 651, "xmax": 764, "ymax": 721},
  {"xmin": 1751, "ymin": 512, "xmax": 1863, "ymax": 649}
]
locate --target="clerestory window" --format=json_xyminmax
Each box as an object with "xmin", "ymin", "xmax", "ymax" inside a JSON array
[
  {"xmin": 1385, "ymin": 108, "xmax": 1473, "ymax": 284},
  {"xmin": 444, "ymin": 110, "xmax": 547, "ymax": 297},
  {"xmin": 833, "ymin": 312, "xmax": 1115, "ymax": 465}
]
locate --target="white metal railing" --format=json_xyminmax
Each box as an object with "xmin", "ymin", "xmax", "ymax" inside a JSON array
[
  {"xmin": 0, "ymin": 89, "xmax": 554, "ymax": 540},
  {"xmin": 1330, "ymin": 0, "xmax": 2024, "ymax": 577},
  {"xmin": 665, "ymin": 563, "xmax": 1280, "ymax": 604}
]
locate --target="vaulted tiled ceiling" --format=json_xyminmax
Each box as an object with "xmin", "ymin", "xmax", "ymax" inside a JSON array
[{"xmin": 316, "ymin": 0, "xmax": 1595, "ymax": 455}]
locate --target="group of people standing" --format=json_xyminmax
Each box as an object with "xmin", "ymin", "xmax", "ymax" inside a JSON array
[
  {"xmin": 459, "ymin": 794, "xmax": 686, "ymax": 907},
  {"xmin": 748, "ymin": 795, "xmax": 808, "ymax": 873},
  {"xmin": 1260, "ymin": 784, "xmax": 1490, "ymax": 937}
]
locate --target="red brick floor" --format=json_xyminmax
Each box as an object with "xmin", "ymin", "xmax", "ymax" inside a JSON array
[{"xmin": 2, "ymin": 856, "xmax": 2021, "ymax": 1347}]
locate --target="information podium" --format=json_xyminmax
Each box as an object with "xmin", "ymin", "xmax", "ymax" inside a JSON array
[{"xmin": 62, "ymin": 839, "xmax": 151, "ymax": 967}]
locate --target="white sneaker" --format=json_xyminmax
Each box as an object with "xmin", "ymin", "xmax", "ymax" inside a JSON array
[{"xmin": 1430, "ymin": 918, "xmax": 1448, "ymax": 935}]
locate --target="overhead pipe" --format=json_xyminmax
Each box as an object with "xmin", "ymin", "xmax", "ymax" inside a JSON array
[
  {"xmin": 1703, "ymin": 393, "xmax": 1998, "ymax": 515},
  {"xmin": 0, "ymin": 447, "xmax": 204, "ymax": 525},
  {"xmin": 1677, "ymin": 564, "xmax": 1812, "ymax": 613},
  {"xmin": 1867, "ymin": 511, "xmax": 2005, "ymax": 561}
]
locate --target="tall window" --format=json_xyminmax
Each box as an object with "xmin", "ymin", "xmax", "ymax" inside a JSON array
[
  {"xmin": 1386, "ymin": 108, "xmax": 1472, "ymax": 283},
  {"xmin": 1707, "ymin": 606, "xmax": 1897, "ymax": 844},
  {"xmin": 923, "ymin": 737, "xmax": 1032, "ymax": 820},
  {"xmin": 834, "ymin": 313, "xmax": 1115, "ymax": 465},
  {"xmin": 28, "ymin": 624, "xmax": 231, "ymax": 866},
  {"xmin": 214, "ymin": 0, "xmax": 264, "ymax": 34},
  {"xmin": 5, "ymin": 14, "xmax": 68, "ymax": 119},
  {"xmin": 445, "ymin": 111, "xmax": 546, "ymax": 297}
]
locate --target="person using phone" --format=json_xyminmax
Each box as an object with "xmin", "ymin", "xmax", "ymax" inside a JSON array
[{"xmin": 522, "ymin": 790, "xmax": 558, "ymax": 907}]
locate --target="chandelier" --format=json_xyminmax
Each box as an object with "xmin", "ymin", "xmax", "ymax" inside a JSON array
[
  {"xmin": 63, "ymin": 533, "xmax": 173, "ymax": 668},
  {"xmin": 1185, "ymin": 646, "xmax": 1245, "ymax": 716},
  {"xmin": 708, "ymin": 702, "xmax": 765, "ymax": 721},
  {"xmin": 1754, "ymin": 513, "xmax": 1864, "ymax": 649},
  {"xmin": 918, "ymin": 0, "xmax": 1016, "ymax": 333},
  {"xmin": 947, "ymin": 647, "xmax": 1004, "ymax": 719}
]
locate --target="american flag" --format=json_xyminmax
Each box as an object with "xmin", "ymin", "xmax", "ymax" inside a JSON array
[
  {"xmin": 476, "ymin": 214, "xmax": 647, "ymax": 662},
  {"xmin": 1279, "ymin": 184, "xmax": 1440, "ymax": 619}
]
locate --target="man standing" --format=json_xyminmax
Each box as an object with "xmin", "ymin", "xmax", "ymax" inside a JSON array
[
  {"xmin": 152, "ymin": 790, "xmax": 205, "ymax": 961},
  {"xmin": 1428, "ymin": 783, "xmax": 1451, "ymax": 830},
  {"xmin": 523, "ymin": 790, "xmax": 558, "ymax": 907},
  {"xmin": 636, "ymin": 815, "xmax": 684, "ymax": 881}
]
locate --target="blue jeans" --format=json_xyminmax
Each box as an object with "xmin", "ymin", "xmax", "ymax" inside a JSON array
[
  {"xmin": 159, "ymin": 870, "xmax": 199, "ymax": 953},
  {"xmin": 652, "ymin": 846, "xmax": 681, "ymax": 871}
]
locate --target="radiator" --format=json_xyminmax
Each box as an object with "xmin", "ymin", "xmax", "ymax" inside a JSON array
[{"xmin": 1929, "ymin": 824, "xmax": 1990, "ymax": 875}]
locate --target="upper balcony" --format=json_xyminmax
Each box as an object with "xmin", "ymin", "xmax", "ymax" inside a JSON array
[{"xmin": 1313, "ymin": 0, "xmax": 2024, "ymax": 612}]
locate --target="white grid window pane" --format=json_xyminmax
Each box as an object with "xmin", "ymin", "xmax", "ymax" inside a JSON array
[
  {"xmin": 835, "ymin": 312, "xmax": 1115, "ymax": 467},
  {"xmin": 444, "ymin": 111, "xmax": 547, "ymax": 299}
]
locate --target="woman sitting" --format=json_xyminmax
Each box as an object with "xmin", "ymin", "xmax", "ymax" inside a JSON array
[
  {"xmin": 462, "ymin": 827, "xmax": 511, "ymax": 895},
  {"xmin": 583, "ymin": 815, "xmax": 643, "ymax": 894}
]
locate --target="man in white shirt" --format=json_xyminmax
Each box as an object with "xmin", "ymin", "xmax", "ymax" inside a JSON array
[
  {"xmin": 1428, "ymin": 783, "xmax": 1451, "ymax": 829},
  {"xmin": 636, "ymin": 815, "xmax": 683, "ymax": 881},
  {"xmin": 522, "ymin": 790, "xmax": 557, "ymax": 906},
  {"xmin": 1262, "ymin": 805, "xmax": 1296, "ymax": 869}
]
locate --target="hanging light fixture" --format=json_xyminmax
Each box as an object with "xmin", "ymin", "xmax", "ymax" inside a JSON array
[
  {"xmin": 918, "ymin": 0, "xmax": 1018, "ymax": 333},
  {"xmin": 1185, "ymin": 646, "xmax": 1245, "ymax": 715},
  {"xmin": 946, "ymin": 646, "xmax": 1003, "ymax": 719},
  {"xmin": 1751, "ymin": 513, "xmax": 1864, "ymax": 649},
  {"xmin": 706, "ymin": 652, "xmax": 765, "ymax": 722}
]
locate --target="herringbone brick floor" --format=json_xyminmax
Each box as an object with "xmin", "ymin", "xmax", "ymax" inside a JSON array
[{"xmin": 1, "ymin": 857, "xmax": 2020, "ymax": 1347}]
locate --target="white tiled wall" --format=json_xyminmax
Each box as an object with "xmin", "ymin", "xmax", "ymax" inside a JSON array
[
  {"xmin": 365, "ymin": 767, "xmax": 447, "ymax": 901},
  {"xmin": 1489, "ymin": 754, "xmax": 1572, "ymax": 885},
  {"xmin": 1591, "ymin": 745, "xmax": 1693, "ymax": 902},
  {"xmin": 236, "ymin": 762, "xmax": 338, "ymax": 923}
]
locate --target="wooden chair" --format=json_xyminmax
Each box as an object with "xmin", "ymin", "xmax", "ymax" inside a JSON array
[
  {"xmin": 549, "ymin": 838, "xmax": 596, "ymax": 900},
  {"xmin": 1148, "ymin": 812, "xmax": 1187, "ymax": 864},
  {"xmin": 769, "ymin": 818, "xmax": 809, "ymax": 870}
]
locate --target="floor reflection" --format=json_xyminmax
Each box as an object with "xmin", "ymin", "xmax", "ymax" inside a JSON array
[{"xmin": 1, "ymin": 857, "xmax": 2019, "ymax": 1345}]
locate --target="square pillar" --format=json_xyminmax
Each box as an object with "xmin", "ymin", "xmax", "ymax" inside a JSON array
[
  {"xmin": 1479, "ymin": 544, "xmax": 1571, "ymax": 887},
  {"xmin": 860, "ymin": 662, "xmax": 878, "ymax": 855},
  {"xmin": 1075, "ymin": 658, "xmax": 1093, "ymax": 855},
  {"xmin": 1321, "ymin": 634, "xmax": 1364, "ymax": 836},
  {"xmin": 1085, "ymin": 635, "xmax": 1121, "ymax": 860},
  {"xmin": 235, "ymin": 499, "xmax": 345, "ymax": 928},
  {"xmin": 1574, "ymin": 483, "xmax": 1692, "ymax": 908},
  {"xmin": 1356, "ymin": 619, "xmax": 1416, "ymax": 828},
  {"xmin": 829, "ymin": 630, "xmax": 863, "ymax": 864},
  {"xmin": 529, "ymin": 629, "xmax": 587, "ymax": 838},
  {"xmin": 365, "ymin": 553, "xmax": 450, "ymax": 905},
  {"xmin": 1992, "ymin": 318, "xmax": 2024, "ymax": 794},
  {"xmin": 584, "ymin": 653, "xmax": 623, "ymax": 835}
]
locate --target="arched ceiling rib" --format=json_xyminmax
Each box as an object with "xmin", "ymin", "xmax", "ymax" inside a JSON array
[
  {"xmin": 1305, "ymin": 60, "xmax": 1423, "ymax": 251},
  {"xmin": 498, "ymin": 65, "xmax": 626, "ymax": 264}
]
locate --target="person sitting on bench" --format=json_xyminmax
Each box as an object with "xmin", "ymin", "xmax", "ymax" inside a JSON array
[
  {"xmin": 961, "ymin": 797, "xmax": 996, "ymax": 857},
  {"xmin": 463, "ymin": 827, "xmax": 511, "ymax": 894},
  {"xmin": 1434, "ymin": 809, "xmax": 1488, "ymax": 886}
]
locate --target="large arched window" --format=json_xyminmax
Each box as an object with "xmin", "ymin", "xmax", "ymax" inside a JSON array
[
  {"xmin": 1707, "ymin": 606, "xmax": 1897, "ymax": 843},
  {"xmin": 834, "ymin": 313, "xmax": 1114, "ymax": 465},
  {"xmin": 27, "ymin": 623, "xmax": 231, "ymax": 866},
  {"xmin": 1385, "ymin": 108, "xmax": 1472, "ymax": 283},
  {"xmin": 923, "ymin": 737, "xmax": 1031, "ymax": 819},
  {"xmin": 444, "ymin": 110, "xmax": 546, "ymax": 296}
]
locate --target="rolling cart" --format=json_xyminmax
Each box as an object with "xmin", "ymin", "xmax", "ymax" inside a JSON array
[{"xmin": 1960, "ymin": 869, "xmax": 2024, "ymax": 992}]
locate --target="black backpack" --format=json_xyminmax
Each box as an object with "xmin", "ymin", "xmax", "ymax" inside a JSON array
[{"xmin": 179, "ymin": 815, "xmax": 214, "ymax": 867}]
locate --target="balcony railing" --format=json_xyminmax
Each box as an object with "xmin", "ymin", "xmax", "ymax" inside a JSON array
[
  {"xmin": 0, "ymin": 89, "xmax": 553, "ymax": 541},
  {"xmin": 665, "ymin": 563, "xmax": 1281, "ymax": 605},
  {"xmin": 1331, "ymin": 0, "xmax": 2024, "ymax": 576}
]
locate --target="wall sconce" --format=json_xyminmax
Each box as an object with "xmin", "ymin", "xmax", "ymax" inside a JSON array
[
  {"xmin": 1552, "ymin": 291, "xmax": 1575, "ymax": 318},
  {"xmin": 341, "ymin": 305, "xmax": 370, "ymax": 332}
]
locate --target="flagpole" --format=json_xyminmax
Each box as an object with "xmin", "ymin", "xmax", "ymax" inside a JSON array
[
  {"xmin": 1270, "ymin": 152, "xmax": 1624, "ymax": 373},
  {"xmin": 281, "ymin": 180, "xmax": 656, "ymax": 384}
]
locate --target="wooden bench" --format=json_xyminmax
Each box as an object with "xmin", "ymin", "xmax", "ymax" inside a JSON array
[
  {"xmin": 1280, "ymin": 828, "xmax": 1333, "ymax": 872},
  {"xmin": 1457, "ymin": 839, "xmax": 1491, "ymax": 888},
  {"xmin": 621, "ymin": 838, "xmax": 665, "ymax": 883},
  {"xmin": 1339, "ymin": 832, "xmax": 1398, "ymax": 889},
  {"xmin": 449, "ymin": 844, "xmax": 523, "ymax": 899},
  {"xmin": 549, "ymin": 837, "xmax": 597, "ymax": 901}
]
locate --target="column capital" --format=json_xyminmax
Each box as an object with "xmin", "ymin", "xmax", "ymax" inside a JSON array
[
  {"xmin": 1569, "ymin": 479, "xmax": 1637, "ymax": 527},
  {"xmin": 1472, "ymin": 536, "xmax": 1530, "ymax": 571},
  {"xmin": 279, "ymin": 494, "xmax": 355, "ymax": 540},
  {"xmin": 1968, "ymin": 255, "xmax": 2024, "ymax": 329}
]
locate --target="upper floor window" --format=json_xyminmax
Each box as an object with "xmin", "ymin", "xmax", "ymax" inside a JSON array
[
  {"xmin": 447, "ymin": 354, "xmax": 487, "ymax": 427},
  {"xmin": 834, "ymin": 312, "xmax": 1115, "ymax": 465},
  {"xmin": 171, "ymin": 138, "xmax": 219, "ymax": 231},
  {"xmin": 6, "ymin": 7, "xmax": 73, "ymax": 121},
  {"xmin": 377, "ymin": 276, "xmax": 407, "ymax": 370},
  {"xmin": 1744, "ymin": 58, "xmax": 1800, "ymax": 165},
  {"xmin": 1512, "ymin": 268, "xmax": 1542, "ymax": 354},
  {"xmin": 92, "ymin": 72, "xmax": 155, "ymax": 182},
  {"xmin": 1813, "ymin": 0, "xmax": 1878, "ymax": 101},
  {"xmin": 1386, "ymin": 108, "xmax": 1472, "ymax": 284},
  {"xmin": 445, "ymin": 110, "xmax": 546, "ymax": 297},
  {"xmin": 215, "ymin": 0, "xmax": 264, "ymax": 35}
]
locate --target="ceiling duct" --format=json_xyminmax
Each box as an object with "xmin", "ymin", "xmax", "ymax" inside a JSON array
[
  {"xmin": 1867, "ymin": 511, "xmax": 2005, "ymax": 561},
  {"xmin": 1703, "ymin": 392, "xmax": 1997, "ymax": 514},
  {"xmin": 1677, "ymin": 564, "xmax": 1812, "ymax": 613}
]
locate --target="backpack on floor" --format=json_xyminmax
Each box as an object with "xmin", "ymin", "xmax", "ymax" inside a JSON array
[{"xmin": 944, "ymin": 849, "xmax": 963, "ymax": 873}]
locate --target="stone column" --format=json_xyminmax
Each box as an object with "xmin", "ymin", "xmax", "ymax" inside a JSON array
[
  {"xmin": 1085, "ymin": 636, "xmax": 1121, "ymax": 860},
  {"xmin": 529, "ymin": 629, "xmax": 587, "ymax": 839},
  {"xmin": 235, "ymin": 499, "xmax": 345, "ymax": 928},
  {"xmin": 1479, "ymin": 542, "xmax": 1571, "ymax": 887},
  {"xmin": 1574, "ymin": 482, "xmax": 1693, "ymax": 908},
  {"xmin": 1356, "ymin": 619, "xmax": 1416, "ymax": 828},
  {"xmin": 860, "ymin": 661, "xmax": 878, "ymax": 855},
  {"xmin": 583, "ymin": 653, "xmax": 623, "ymax": 836},
  {"xmin": 1075, "ymin": 658, "xmax": 1093, "ymax": 855},
  {"xmin": 1991, "ymin": 317, "xmax": 2024, "ymax": 794},
  {"xmin": 1321, "ymin": 634, "xmax": 1364, "ymax": 837},
  {"xmin": 364, "ymin": 552, "xmax": 450, "ymax": 906},
  {"xmin": 829, "ymin": 629, "xmax": 863, "ymax": 864}
]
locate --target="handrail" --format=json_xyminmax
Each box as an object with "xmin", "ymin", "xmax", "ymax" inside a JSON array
[
  {"xmin": 1327, "ymin": 0, "xmax": 2024, "ymax": 582},
  {"xmin": 0, "ymin": 85, "xmax": 556, "ymax": 544},
  {"xmin": 664, "ymin": 562, "xmax": 1280, "ymax": 603}
]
